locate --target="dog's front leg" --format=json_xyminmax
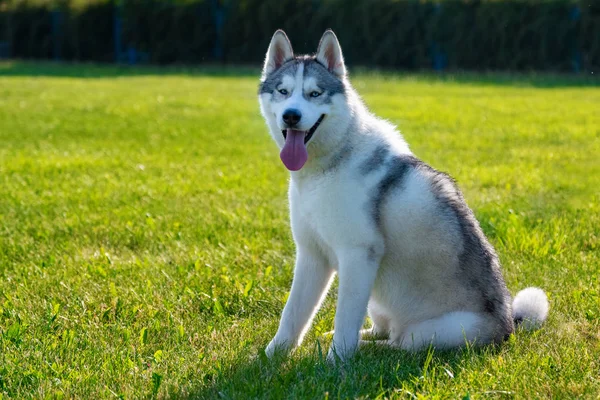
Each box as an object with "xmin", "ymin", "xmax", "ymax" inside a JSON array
[
  {"xmin": 266, "ymin": 248, "xmax": 334, "ymax": 358},
  {"xmin": 328, "ymin": 247, "xmax": 380, "ymax": 362}
]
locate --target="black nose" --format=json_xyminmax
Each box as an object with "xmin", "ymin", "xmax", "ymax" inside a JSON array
[{"xmin": 282, "ymin": 109, "xmax": 302, "ymax": 126}]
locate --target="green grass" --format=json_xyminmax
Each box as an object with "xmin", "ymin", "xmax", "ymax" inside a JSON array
[{"xmin": 0, "ymin": 62, "xmax": 599, "ymax": 399}]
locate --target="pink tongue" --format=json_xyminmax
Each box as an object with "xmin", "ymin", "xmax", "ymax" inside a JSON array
[{"xmin": 280, "ymin": 129, "xmax": 308, "ymax": 171}]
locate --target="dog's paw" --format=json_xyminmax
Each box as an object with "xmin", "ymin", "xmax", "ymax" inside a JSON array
[
  {"xmin": 265, "ymin": 338, "xmax": 292, "ymax": 359},
  {"xmin": 265, "ymin": 340, "xmax": 278, "ymax": 358},
  {"xmin": 326, "ymin": 346, "xmax": 355, "ymax": 364},
  {"xmin": 326, "ymin": 347, "xmax": 338, "ymax": 364}
]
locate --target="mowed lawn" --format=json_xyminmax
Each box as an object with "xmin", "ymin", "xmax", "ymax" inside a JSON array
[{"xmin": 0, "ymin": 62, "xmax": 599, "ymax": 399}]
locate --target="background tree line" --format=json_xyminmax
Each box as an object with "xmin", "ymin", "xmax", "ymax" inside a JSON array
[{"xmin": 0, "ymin": 0, "xmax": 598, "ymax": 72}]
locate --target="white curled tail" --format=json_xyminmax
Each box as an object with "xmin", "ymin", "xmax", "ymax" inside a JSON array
[{"xmin": 512, "ymin": 287, "xmax": 549, "ymax": 330}]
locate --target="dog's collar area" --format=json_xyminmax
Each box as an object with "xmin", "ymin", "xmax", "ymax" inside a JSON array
[{"xmin": 282, "ymin": 114, "xmax": 326, "ymax": 144}]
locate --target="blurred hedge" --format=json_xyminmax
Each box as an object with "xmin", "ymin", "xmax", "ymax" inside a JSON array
[{"xmin": 0, "ymin": 0, "xmax": 598, "ymax": 71}]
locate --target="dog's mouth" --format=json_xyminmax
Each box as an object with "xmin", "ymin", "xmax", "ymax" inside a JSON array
[
  {"xmin": 279, "ymin": 114, "xmax": 325, "ymax": 171},
  {"xmin": 281, "ymin": 114, "xmax": 325, "ymax": 145}
]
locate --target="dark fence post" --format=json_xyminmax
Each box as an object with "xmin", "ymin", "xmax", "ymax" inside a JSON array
[
  {"xmin": 431, "ymin": 3, "xmax": 447, "ymax": 72},
  {"xmin": 127, "ymin": 45, "xmax": 137, "ymax": 65},
  {"xmin": 570, "ymin": 5, "xmax": 581, "ymax": 73},
  {"xmin": 212, "ymin": 0, "xmax": 224, "ymax": 62},
  {"xmin": 51, "ymin": 9, "xmax": 62, "ymax": 61},
  {"xmin": 114, "ymin": 0, "xmax": 122, "ymax": 63},
  {"xmin": 0, "ymin": 7, "xmax": 11, "ymax": 59},
  {"xmin": 0, "ymin": 41, "xmax": 8, "ymax": 59}
]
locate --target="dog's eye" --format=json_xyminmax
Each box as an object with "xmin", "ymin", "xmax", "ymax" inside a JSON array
[
  {"xmin": 310, "ymin": 91, "xmax": 322, "ymax": 98},
  {"xmin": 278, "ymin": 88, "xmax": 288, "ymax": 95}
]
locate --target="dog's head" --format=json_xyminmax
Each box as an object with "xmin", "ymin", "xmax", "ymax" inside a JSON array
[{"xmin": 258, "ymin": 30, "xmax": 350, "ymax": 171}]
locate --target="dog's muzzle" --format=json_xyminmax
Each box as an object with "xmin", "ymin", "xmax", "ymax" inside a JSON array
[{"xmin": 282, "ymin": 114, "xmax": 325, "ymax": 144}]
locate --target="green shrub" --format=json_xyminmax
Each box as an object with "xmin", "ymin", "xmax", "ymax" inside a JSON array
[{"xmin": 0, "ymin": 0, "xmax": 598, "ymax": 71}]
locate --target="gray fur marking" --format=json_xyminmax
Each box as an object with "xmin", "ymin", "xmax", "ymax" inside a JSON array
[
  {"xmin": 367, "ymin": 245, "xmax": 378, "ymax": 262},
  {"xmin": 259, "ymin": 60, "xmax": 298, "ymax": 94},
  {"xmin": 360, "ymin": 145, "xmax": 390, "ymax": 175},
  {"xmin": 259, "ymin": 56, "xmax": 345, "ymax": 100},
  {"xmin": 303, "ymin": 59, "xmax": 345, "ymax": 99},
  {"xmin": 371, "ymin": 155, "xmax": 420, "ymax": 227},
  {"xmin": 418, "ymin": 164, "xmax": 514, "ymax": 340},
  {"xmin": 325, "ymin": 142, "xmax": 353, "ymax": 172}
]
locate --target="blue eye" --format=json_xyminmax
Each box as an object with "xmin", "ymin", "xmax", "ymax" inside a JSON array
[
  {"xmin": 278, "ymin": 88, "xmax": 288, "ymax": 95},
  {"xmin": 310, "ymin": 91, "xmax": 322, "ymax": 98}
]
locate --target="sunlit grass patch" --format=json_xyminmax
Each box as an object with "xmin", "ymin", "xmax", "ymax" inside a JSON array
[{"xmin": 0, "ymin": 63, "xmax": 599, "ymax": 398}]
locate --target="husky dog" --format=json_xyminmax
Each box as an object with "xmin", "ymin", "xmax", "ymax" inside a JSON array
[{"xmin": 259, "ymin": 30, "xmax": 549, "ymax": 362}]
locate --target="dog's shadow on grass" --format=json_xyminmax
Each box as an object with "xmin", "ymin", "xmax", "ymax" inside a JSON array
[{"xmin": 183, "ymin": 340, "xmax": 505, "ymax": 399}]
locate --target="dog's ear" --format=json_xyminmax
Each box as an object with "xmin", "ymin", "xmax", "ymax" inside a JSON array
[
  {"xmin": 262, "ymin": 30, "xmax": 294, "ymax": 78},
  {"xmin": 316, "ymin": 30, "xmax": 346, "ymax": 77}
]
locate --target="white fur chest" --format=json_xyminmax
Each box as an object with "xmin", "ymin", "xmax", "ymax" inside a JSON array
[{"xmin": 288, "ymin": 170, "xmax": 379, "ymax": 261}]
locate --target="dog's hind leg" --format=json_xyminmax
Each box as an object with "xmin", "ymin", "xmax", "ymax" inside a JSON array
[
  {"xmin": 360, "ymin": 307, "xmax": 390, "ymax": 339},
  {"xmin": 326, "ymin": 310, "xmax": 390, "ymax": 340},
  {"xmin": 395, "ymin": 311, "xmax": 489, "ymax": 351}
]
